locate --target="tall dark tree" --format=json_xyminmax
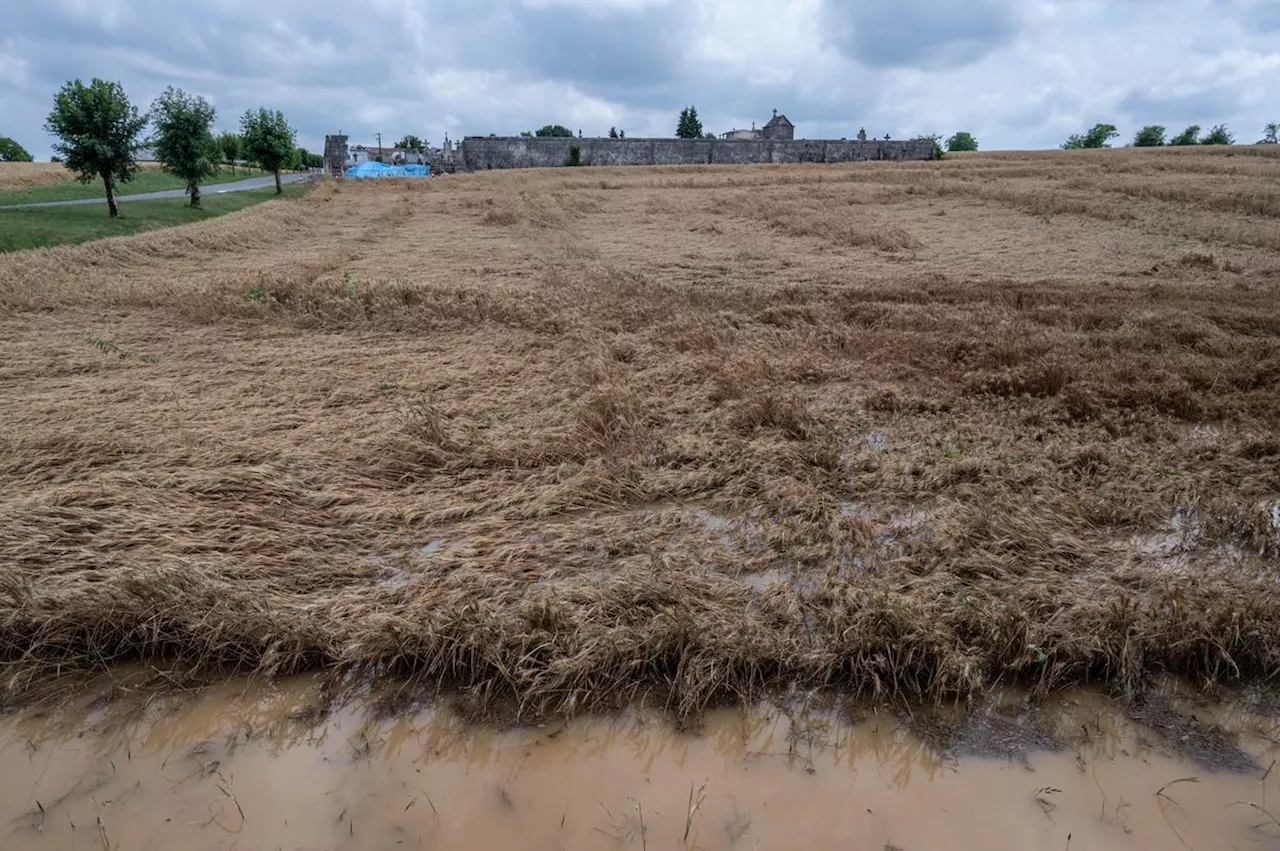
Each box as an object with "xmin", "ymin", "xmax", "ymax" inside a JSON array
[
  {"xmin": 0, "ymin": 136, "xmax": 33, "ymax": 162},
  {"xmin": 1132, "ymin": 125, "xmax": 1166, "ymax": 147},
  {"xmin": 44, "ymin": 78, "xmax": 148, "ymax": 217},
  {"xmin": 217, "ymin": 131, "xmax": 241, "ymax": 166},
  {"xmin": 1200, "ymin": 124, "xmax": 1233, "ymax": 145},
  {"xmin": 1262, "ymin": 123, "xmax": 1280, "ymax": 145},
  {"xmin": 240, "ymin": 108, "xmax": 296, "ymax": 194},
  {"xmin": 1169, "ymin": 125, "xmax": 1201, "ymax": 146},
  {"xmin": 534, "ymin": 124, "xmax": 574, "ymax": 137},
  {"xmin": 1062, "ymin": 123, "xmax": 1119, "ymax": 149},
  {"xmin": 608, "ymin": 126, "xmax": 619, "ymax": 138},
  {"xmin": 395, "ymin": 134, "xmax": 425, "ymax": 152},
  {"xmin": 150, "ymin": 87, "xmax": 220, "ymax": 208},
  {"xmin": 676, "ymin": 106, "xmax": 703, "ymax": 139}
]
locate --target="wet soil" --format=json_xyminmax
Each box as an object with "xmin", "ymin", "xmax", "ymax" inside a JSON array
[{"xmin": 2, "ymin": 674, "xmax": 1279, "ymax": 850}]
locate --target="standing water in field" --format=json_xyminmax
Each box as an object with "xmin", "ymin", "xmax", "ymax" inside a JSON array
[{"xmin": 2, "ymin": 674, "xmax": 1279, "ymax": 850}]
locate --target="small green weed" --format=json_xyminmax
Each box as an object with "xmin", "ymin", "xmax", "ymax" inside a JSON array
[
  {"xmin": 87, "ymin": 337, "xmax": 131, "ymax": 359},
  {"xmin": 86, "ymin": 336, "xmax": 158, "ymax": 363},
  {"xmin": 245, "ymin": 286, "xmax": 266, "ymax": 303}
]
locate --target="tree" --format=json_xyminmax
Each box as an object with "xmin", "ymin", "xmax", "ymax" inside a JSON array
[
  {"xmin": 217, "ymin": 131, "xmax": 241, "ymax": 167},
  {"xmin": 676, "ymin": 106, "xmax": 703, "ymax": 139},
  {"xmin": 619, "ymin": 130, "xmax": 625, "ymax": 139},
  {"xmin": 519, "ymin": 130, "xmax": 534, "ymax": 137},
  {"xmin": 150, "ymin": 87, "xmax": 220, "ymax": 208},
  {"xmin": 292, "ymin": 147, "xmax": 322, "ymax": 169},
  {"xmin": 945, "ymin": 131, "xmax": 978, "ymax": 152},
  {"xmin": 1132, "ymin": 125, "xmax": 1166, "ymax": 147},
  {"xmin": 704, "ymin": 131, "xmax": 716, "ymax": 139},
  {"xmin": 1062, "ymin": 123, "xmax": 1119, "ymax": 150},
  {"xmin": 856, "ymin": 127, "xmax": 867, "ymax": 141},
  {"xmin": 395, "ymin": 134, "xmax": 424, "ymax": 152},
  {"xmin": 608, "ymin": 126, "xmax": 619, "ymax": 138},
  {"xmin": 1169, "ymin": 125, "xmax": 1201, "ymax": 146},
  {"xmin": 534, "ymin": 124, "xmax": 573, "ymax": 137},
  {"xmin": 0, "ymin": 137, "xmax": 33, "ymax": 162},
  {"xmin": 44, "ymin": 78, "xmax": 148, "ymax": 217},
  {"xmin": 239, "ymin": 107, "xmax": 296, "ymax": 194},
  {"xmin": 1200, "ymin": 124, "xmax": 1233, "ymax": 145},
  {"xmin": 1261, "ymin": 123, "xmax": 1279, "ymax": 144},
  {"xmin": 912, "ymin": 133, "xmax": 944, "ymax": 158}
]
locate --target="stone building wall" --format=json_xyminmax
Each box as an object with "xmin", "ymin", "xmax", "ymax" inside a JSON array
[
  {"xmin": 323, "ymin": 135, "xmax": 349, "ymax": 177},
  {"xmin": 458, "ymin": 137, "xmax": 935, "ymax": 171}
]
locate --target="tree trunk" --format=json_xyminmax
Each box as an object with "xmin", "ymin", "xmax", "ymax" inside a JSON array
[
  {"xmin": 104, "ymin": 174, "xmax": 119, "ymax": 218},
  {"xmin": 274, "ymin": 170, "xmax": 282, "ymax": 194},
  {"xmin": 189, "ymin": 182, "xmax": 201, "ymax": 208}
]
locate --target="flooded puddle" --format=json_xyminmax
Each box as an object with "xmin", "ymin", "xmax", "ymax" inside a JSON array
[{"xmin": 4, "ymin": 677, "xmax": 1280, "ymax": 850}]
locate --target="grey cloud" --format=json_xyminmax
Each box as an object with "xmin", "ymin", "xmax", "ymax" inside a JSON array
[
  {"xmin": 1118, "ymin": 86, "xmax": 1245, "ymax": 125},
  {"xmin": 1247, "ymin": 0, "xmax": 1280, "ymax": 30},
  {"xmin": 2, "ymin": 0, "xmax": 1278, "ymax": 160},
  {"xmin": 820, "ymin": 0, "xmax": 1018, "ymax": 70},
  {"xmin": 505, "ymin": 3, "xmax": 692, "ymax": 89}
]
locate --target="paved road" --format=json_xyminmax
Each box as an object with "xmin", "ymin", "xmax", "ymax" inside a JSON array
[{"xmin": 0, "ymin": 173, "xmax": 312, "ymax": 211}]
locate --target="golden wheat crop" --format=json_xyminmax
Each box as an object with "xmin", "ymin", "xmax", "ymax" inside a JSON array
[{"xmin": 1, "ymin": 147, "xmax": 1278, "ymax": 717}]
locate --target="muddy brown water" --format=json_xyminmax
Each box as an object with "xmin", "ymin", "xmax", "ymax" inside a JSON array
[{"xmin": 3, "ymin": 675, "xmax": 1279, "ymax": 850}]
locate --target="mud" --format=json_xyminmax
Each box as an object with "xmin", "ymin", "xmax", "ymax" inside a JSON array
[
  {"xmin": 1127, "ymin": 692, "xmax": 1260, "ymax": 773},
  {"xmin": 3, "ymin": 674, "xmax": 1280, "ymax": 850}
]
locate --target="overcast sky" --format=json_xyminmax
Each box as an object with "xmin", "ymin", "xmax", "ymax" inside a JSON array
[{"xmin": 3, "ymin": 0, "xmax": 1278, "ymax": 159}]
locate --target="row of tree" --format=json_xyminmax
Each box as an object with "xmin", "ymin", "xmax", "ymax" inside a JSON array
[
  {"xmin": 912, "ymin": 132, "xmax": 980, "ymax": 153},
  {"xmin": 40, "ymin": 78, "xmax": 304, "ymax": 217},
  {"xmin": 213, "ymin": 130, "xmax": 321, "ymax": 170},
  {"xmin": 1063, "ymin": 122, "xmax": 1280, "ymax": 149}
]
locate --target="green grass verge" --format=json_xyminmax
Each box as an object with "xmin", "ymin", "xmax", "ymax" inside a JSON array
[
  {"xmin": 0, "ymin": 185, "xmax": 311, "ymax": 253},
  {"xmin": 0, "ymin": 166, "xmax": 280, "ymax": 206}
]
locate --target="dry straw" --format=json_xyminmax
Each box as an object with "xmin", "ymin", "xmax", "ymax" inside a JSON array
[{"xmin": 1, "ymin": 147, "xmax": 1278, "ymax": 717}]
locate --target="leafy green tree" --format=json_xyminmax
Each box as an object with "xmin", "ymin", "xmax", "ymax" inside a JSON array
[
  {"xmin": 0, "ymin": 136, "xmax": 33, "ymax": 162},
  {"xmin": 534, "ymin": 124, "xmax": 574, "ymax": 137},
  {"xmin": 1200, "ymin": 124, "xmax": 1233, "ymax": 145},
  {"xmin": 150, "ymin": 87, "xmax": 220, "ymax": 208},
  {"xmin": 676, "ymin": 106, "xmax": 703, "ymax": 139},
  {"xmin": 1261, "ymin": 123, "xmax": 1279, "ymax": 144},
  {"xmin": 1132, "ymin": 125, "xmax": 1166, "ymax": 147},
  {"xmin": 703, "ymin": 131, "xmax": 716, "ymax": 139},
  {"xmin": 912, "ymin": 133, "xmax": 944, "ymax": 158},
  {"xmin": 608, "ymin": 126, "xmax": 619, "ymax": 138},
  {"xmin": 1169, "ymin": 125, "xmax": 1201, "ymax": 146},
  {"xmin": 44, "ymin": 78, "xmax": 148, "ymax": 217},
  {"xmin": 945, "ymin": 131, "xmax": 978, "ymax": 152},
  {"xmin": 239, "ymin": 107, "xmax": 296, "ymax": 193},
  {"xmin": 217, "ymin": 131, "xmax": 241, "ymax": 167},
  {"xmin": 290, "ymin": 147, "xmax": 321, "ymax": 169},
  {"xmin": 395, "ymin": 134, "xmax": 424, "ymax": 152},
  {"xmin": 1062, "ymin": 123, "xmax": 1119, "ymax": 150}
]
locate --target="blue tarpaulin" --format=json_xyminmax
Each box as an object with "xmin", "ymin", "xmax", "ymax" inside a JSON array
[{"xmin": 344, "ymin": 162, "xmax": 431, "ymax": 179}]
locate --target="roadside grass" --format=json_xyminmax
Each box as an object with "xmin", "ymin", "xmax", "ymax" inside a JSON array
[
  {"xmin": 0, "ymin": 165, "xmax": 277, "ymax": 206},
  {"xmin": 0, "ymin": 184, "xmax": 312, "ymax": 252}
]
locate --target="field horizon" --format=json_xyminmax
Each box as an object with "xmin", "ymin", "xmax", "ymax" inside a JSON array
[{"xmin": 1, "ymin": 146, "xmax": 1278, "ymax": 719}]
